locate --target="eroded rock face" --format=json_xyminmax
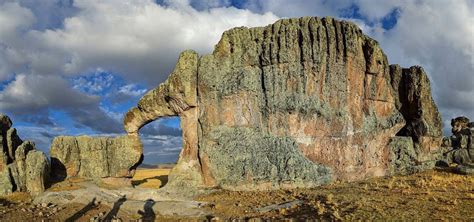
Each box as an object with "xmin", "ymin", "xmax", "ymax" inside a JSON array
[
  {"xmin": 125, "ymin": 17, "xmax": 443, "ymax": 189},
  {"xmin": 50, "ymin": 135, "xmax": 142, "ymax": 179},
  {"xmin": 442, "ymin": 116, "xmax": 473, "ymax": 165},
  {"xmin": 25, "ymin": 150, "xmax": 50, "ymax": 196},
  {"xmin": 0, "ymin": 114, "xmax": 49, "ymax": 196}
]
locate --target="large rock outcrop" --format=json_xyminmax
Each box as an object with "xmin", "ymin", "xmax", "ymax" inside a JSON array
[
  {"xmin": 50, "ymin": 135, "xmax": 142, "ymax": 180},
  {"xmin": 124, "ymin": 17, "xmax": 444, "ymax": 189},
  {"xmin": 0, "ymin": 114, "xmax": 50, "ymax": 196},
  {"xmin": 123, "ymin": 17, "xmax": 443, "ymax": 190}
]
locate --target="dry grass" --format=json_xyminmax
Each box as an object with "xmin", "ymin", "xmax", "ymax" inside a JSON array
[
  {"xmin": 0, "ymin": 192, "xmax": 31, "ymax": 203},
  {"xmin": 197, "ymin": 169, "xmax": 474, "ymax": 220},
  {"xmin": 131, "ymin": 168, "xmax": 171, "ymax": 188}
]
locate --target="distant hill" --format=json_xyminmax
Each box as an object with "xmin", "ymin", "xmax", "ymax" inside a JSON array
[{"xmin": 138, "ymin": 163, "xmax": 176, "ymax": 169}]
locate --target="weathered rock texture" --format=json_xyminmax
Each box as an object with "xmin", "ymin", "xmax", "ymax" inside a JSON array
[
  {"xmin": 0, "ymin": 114, "xmax": 50, "ymax": 196},
  {"xmin": 441, "ymin": 116, "xmax": 473, "ymax": 165},
  {"xmin": 50, "ymin": 135, "xmax": 142, "ymax": 180},
  {"xmin": 124, "ymin": 17, "xmax": 443, "ymax": 190}
]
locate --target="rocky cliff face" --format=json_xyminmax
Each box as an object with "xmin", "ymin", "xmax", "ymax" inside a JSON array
[
  {"xmin": 50, "ymin": 135, "xmax": 142, "ymax": 180},
  {"xmin": 0, "ymin": 114, "xmax": 49, "ymax": 196},
  {"xmin": 123, "ymin": 17, "xmax": 443, "ymax": 190}
]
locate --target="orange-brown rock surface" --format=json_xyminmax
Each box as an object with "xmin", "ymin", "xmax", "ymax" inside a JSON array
[{"xmin": 124, "ymin": 17, "xmax": 443, "ymax": 190}]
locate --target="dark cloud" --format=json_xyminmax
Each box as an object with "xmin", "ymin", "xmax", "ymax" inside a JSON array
[
  {"xmin": 0, "ymin": 74, "xmax": 123, "ymax": 134},
  {"xmin": 16, "ymin": 110, "xmax": 56, "ymax": 126},
  {"xmin": 67, "ymin": 107, "xmax": 123, "ymax": 134}
]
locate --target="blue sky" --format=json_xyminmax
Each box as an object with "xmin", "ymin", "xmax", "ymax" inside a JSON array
[{"xmin": 0, "ymin": 0, "xmax": 473, "ymax": 164}]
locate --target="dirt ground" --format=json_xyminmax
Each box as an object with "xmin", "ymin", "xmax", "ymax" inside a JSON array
[
  {"xmin": 0, "ymin": 192, "xmax": 133, "ymax": 222},
  {"xmin": 0, "ymin": 169, "xmax": 172, "ymax": 222},
  {"xmin": 197, "ymin": 168, "xmax": 474, "ymax": 221},
  {"xmin": 132, "ymin": 169, "xmax": 171, "ymax": 189},
  {"xmin": 0, "ymin": 167, "xmax": 472, "ymax": 221}
]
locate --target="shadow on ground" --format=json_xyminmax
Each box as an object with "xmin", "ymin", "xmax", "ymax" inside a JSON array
[
  {"xmin": 138, "ymin": 199, "xmax": 156, "ymax": 221},
  {"xmin": 104, "ymin": 196, "xmax": 127, "ymax": 220},
  {"xmin": 65, "ymin": 197, "xmax": 97, "ymax": 222},
  {"xmin": 132, "ymin": 175, "xmax": 169, "ymax": 188}
]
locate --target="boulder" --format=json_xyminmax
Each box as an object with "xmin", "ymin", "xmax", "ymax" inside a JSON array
[
  {"xmin": 0, "ymin": 114, "xmax": 12, "ymax": 130},
  {"xmin": 25, "ymin": 150, "xmax": 49, "ymax": 196},
  {"xmin": 0, "ymin": 114, "xmax": 49, "ymax": 196},
  {"xmin": 15, "ymin": 141, "xmax": 35, "ymax": 191},
  {"xmin": 389, "ymin": 65, "xmax": 442, "ymax": 141},
  {"xmin": 442, "ymin": 116, "xmax": 473, "ymax": 165},
  {"xmin": 124, "ymin": 17, "xmax": 443, "ymax": 190},
  {"xmin": 6, "ymin": 128, "xmax": 22, "ymax": 162},
  {"xmin": 0, "ymin": 114, "xmax": 12, "ymax": 172},
  {"xmin": 0, "ymin": 165, "xmax": 15, "ymax": 195},
  {"xmin": 50, "ymin": 135, "xmax": 142, "ymax": 179}
]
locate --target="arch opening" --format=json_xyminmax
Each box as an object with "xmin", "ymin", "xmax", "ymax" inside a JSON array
[{"xmin": 132, "ymin": 116, "xmax": 182, "ymax": 188}]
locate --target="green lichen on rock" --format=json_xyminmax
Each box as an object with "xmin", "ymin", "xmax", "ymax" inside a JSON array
[
  {"xmin": 388, "ymin": 137, "xmax": 417, "ymax": 175},
  {"xmin": 50, "ymin": 135, "xmax": 142, "ymax": 179},
  {"xmin": 204, "ymin": 127, "xmax": 331, "ymax": 189},
  {"xmin": 0, "ymin": 166, "xmax": 15, "ymax": 195},
  {"xmin": 25, "ymin": 150, "xmax": 49, "ymax": 196},
  {"xmin": 123, "ymin": 16, "xmax": 444, "ymax": 190},
  {"xmin": 0, "ymin": 114, "xmax": 50, "ymax": 196}
]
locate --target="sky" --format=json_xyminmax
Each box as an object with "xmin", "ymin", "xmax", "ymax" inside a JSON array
[{"xmin": 0, "ymin": 0, "xmax": 473, "ymax": 164}]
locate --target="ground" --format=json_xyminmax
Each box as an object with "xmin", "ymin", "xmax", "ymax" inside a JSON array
[
  {"xmin": 197, "ymin": 169, "xmax": 474, "ymax": 221},
  {"xmin": 131, "ymin": 168, "xmax": 170, "ymax": 189},
  {"xmin": 0, "ymin": 167, "xmax": 472, "ymax": 221}
]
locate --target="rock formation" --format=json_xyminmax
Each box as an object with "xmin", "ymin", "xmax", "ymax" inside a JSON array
[
  {"xmin": 50, "ymin": 135, "xmax": 142, "ymax": 180},
  {"xmin": 123, "ymin": 17, "xmax": 443, "ymax": 190},
  {"xmin": 441, "ymin": 116, "xmax": 473, "ymax": 165},
  {"xmin": 0, "ymin": 114, "xmax": 50, "ymax": 196}
]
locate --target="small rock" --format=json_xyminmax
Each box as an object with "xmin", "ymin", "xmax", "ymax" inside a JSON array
[
  {"xmin": 279, "ymin": 208, "xmax": 287, "ymax": 214},
  {"xmin": 21, "ymin": 208, "xmax": 26, "ymax": 212},
  {"xmin": 455, "ymin": 164, "xmax": 474, "ymax": 175},
  {"xmin": 38, "ymin": 211, "xmax": 44, "ymax": 217},
  {"xmin": 41, "ymin": 203, "xmax": 49, "ymax": 208},
  {"xmin": 98, "ymin": 211, "xmax": 105, "ymax": 217}
]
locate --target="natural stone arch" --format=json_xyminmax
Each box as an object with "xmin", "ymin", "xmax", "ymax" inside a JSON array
[{"xmin": 124, "ymin": 51, "xmax": 212, "ymax": 188}]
